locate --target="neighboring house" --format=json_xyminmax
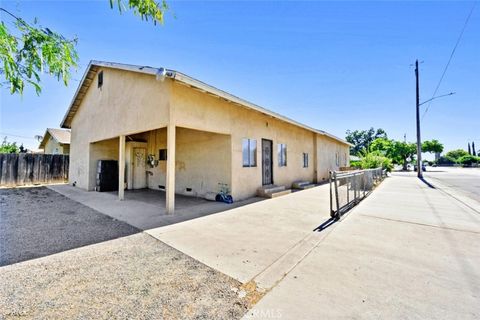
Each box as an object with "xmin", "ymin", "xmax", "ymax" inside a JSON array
[
  {"xmin": 60, "ymin": 61, "xmax": 350, "ymax": 213},
  {"xmin": 39, "ymin": 128, "xmax": 71, "ymax": 155}
]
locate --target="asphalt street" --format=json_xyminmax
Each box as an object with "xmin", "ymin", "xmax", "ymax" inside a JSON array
[{"xmin": 424, "ymin": 167, "xmax": 480, "ymax": 203}]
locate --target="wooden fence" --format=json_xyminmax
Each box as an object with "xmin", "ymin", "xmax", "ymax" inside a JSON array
[{"xmin": 0, "ymin": 154, "xmax": 69, "ymax": 187}]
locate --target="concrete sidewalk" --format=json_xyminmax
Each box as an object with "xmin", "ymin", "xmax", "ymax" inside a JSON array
[{"xmin": 244, "ymin": 173, "xmax": 480, "ymax": 319}]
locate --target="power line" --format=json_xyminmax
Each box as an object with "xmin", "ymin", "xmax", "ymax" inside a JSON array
[
  {"xmin": 0, "ymin": 132, "xmax": 39, "ymax": 140},
  {"xmin": 421, "ymin": 1, "xmax": 477, "ymax": 121}
]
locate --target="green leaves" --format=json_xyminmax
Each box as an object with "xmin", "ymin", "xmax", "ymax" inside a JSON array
[
  {"xmin": 345, "ymin": 127, "xmax": 388, "ymax": 156},
  {"xmin": 0, "ymin": 137, "xmax": 19, "ymax": 153},
  {"xmin": 422, "ymin": 139, "xmax": 444, "ymax": 154},
  {"xmin": 0, "ymin": 8, "xmax": 79, "ymax": 95},
  {"xmin": 1, "ymin": 1, "xmax": 168, "ymax": 96},
  {"xmin": 110, "ymin": 0, "xmax": 169, "ymax": 25}
]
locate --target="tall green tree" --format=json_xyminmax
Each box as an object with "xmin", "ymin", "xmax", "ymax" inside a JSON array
[
  {"xmin": 369, "ymin": 137, "xmax": 392, "ymax": 156},
  {"xmin": 468, "ymin": 143, "xmax": 472, "ymax": 155},
  {"xmin": 345, "ymin": 127, "xmax": 387, "ymax": 155},
  {"xmin": 422, "ymin": 139, "xmax": 444, "ymax": 161},
  {"xmin": 473, "ymin": 141, "xmax": 477, "ymax": 156},
  {"xmin": 0, "ymin": 0, "xmax": 168, "ymax": 95},
  {"xmin": 389, "ymin": 141, "xmax": 417, "ymax": 170}
]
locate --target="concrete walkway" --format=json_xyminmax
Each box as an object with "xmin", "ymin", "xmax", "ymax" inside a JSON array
[{"xmin": 244, "ymin": 173, "xmax": 480, "ymax": 319}]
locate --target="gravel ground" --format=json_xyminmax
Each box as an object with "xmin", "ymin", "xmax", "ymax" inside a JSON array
[
  {"xmin": 0, "ymin": 232, "xmax": 249, "ymax": 319},
  {"xmin": 0, "ymin": 187, "xmax": 139, "ymax": 266}
]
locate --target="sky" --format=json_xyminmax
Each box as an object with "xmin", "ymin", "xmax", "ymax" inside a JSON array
[{"xmin": 0, "ymin": 0, "xmax": 479, "ymax": 156}]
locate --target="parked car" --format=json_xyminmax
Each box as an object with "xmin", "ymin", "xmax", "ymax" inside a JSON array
[{"xmin": 414, "ymin": 165, "xmax": 426, "ymax": 172}]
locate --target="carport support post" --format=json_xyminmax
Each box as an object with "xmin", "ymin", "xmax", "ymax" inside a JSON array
[
  {"xmin": 118, "ymin": 135, "xmax": 125, "ymax": 200},
  {"xmin": 166, "ymin": 125, "xmax": 176, "ymax": 214}
]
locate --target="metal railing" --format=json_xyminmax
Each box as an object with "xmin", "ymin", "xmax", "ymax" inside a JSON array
[{"xmin": 329, "ymin": 167, "xmax": 386, "ymax": 220}]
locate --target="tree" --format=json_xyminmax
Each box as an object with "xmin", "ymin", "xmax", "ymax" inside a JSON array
[
  {"xmin": 473, "ymin": 141, "xmax": 477, "ymax": 156},
  {"xmin": 345, "ymin": 127, "xmax": 388, "ymax": 155},
  {"xmin": 370, "ymin": 138, "xmax": 392, "ymax": 155},
  {"xmin": 468, "ymin": 143, "xmax": 472, "ymax": 155},
  {"xmin": 445, "ymin": 149, "xmax": 469, "ymax": 161},
  {"xmin": 0, "ymin": 137, "xmax": 19, "ymax": 153},
  {"xmin": 389, "ymin": 141, "xmax": 417, "ymax": 170},
  {"xmin": 422, "ymin": 139, "xmax": 444, "ymax": 161},
  {"xmin": 1, "ymin": 0, "xmax": 168, "ymax": 95}
]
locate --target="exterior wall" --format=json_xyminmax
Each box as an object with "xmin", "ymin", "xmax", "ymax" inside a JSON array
[
  {"xmin": 43, "ymin": 137, "xmax": 66, "ymax": 155},
  {"xmin": 175, "ymin": 127, "xmax": 231, "ymax": 197},
  {"xmin": 316, "ymin": 135, "xmax": 350, "ymax": 182},
  {"xmin": 171, "ymin": 82, "xmax": 317, "ymax": 200},
  {"xmin": 69, "ymin": 67, "xmax": 170, "ymax": 189},
  {"xmin": 44, "ymin": 140, "xmax": 69, "ymax": 155},
  {"xmin": 145, "ymin": 127, "xmax": 231, "ymax": 197},
  {"xmin": 63, "ymin": 145, "xmax": 70, "ymax": 155},
  {"xmin": 88, "ymin": 138, "xmax": 118, "ymax": 191}
]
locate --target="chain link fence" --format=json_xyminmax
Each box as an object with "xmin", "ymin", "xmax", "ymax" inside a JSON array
[{"xmin": 329, "ymin": 168, "xmax": 386, "ymax": 220}]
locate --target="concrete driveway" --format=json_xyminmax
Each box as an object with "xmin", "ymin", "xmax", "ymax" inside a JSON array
[
  {"xmin": 49, "ymin": 185, "xmax": 262, "ymax": 230},
  {"xmin": 147, "ymin": 183, "xmax": 334, "ymax": 287}
]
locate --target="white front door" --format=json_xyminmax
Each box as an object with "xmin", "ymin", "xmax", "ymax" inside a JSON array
[{"xmin": 132, "ymin": 147, "xmax": 147, "ymax": 189}]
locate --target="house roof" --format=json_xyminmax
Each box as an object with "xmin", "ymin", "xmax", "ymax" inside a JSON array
[
  {"xmin": 39, "ymin": 128, "xmax": 71, "ymax": 148},
  {"xmin": 60, "ymin": 60, "xmax": 351, "ymax": 146}
]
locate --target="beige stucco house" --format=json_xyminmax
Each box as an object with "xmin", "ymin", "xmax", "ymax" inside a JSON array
[
  {"xmin": 39, "ymin": 128, "xmax": 71, "ymax": 155},
  {"xmin": 61, "ymin": 61, "xmax": 350, "ymax": 213}
]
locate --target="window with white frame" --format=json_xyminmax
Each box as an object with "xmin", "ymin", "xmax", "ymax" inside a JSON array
[
  {"xmin": 335, "ymin": 153, "xmax": 339, "ymax": 166},
  {"xmin": 278, "ymin": 143, "xmax": 287, "ymax": 167},
  {"xmin": 303, "ymin": 153, "xmax": 309, "ymax": 168},
  {"xmin": 242, "ymin": 138, "xmax": 257, "ymax": 167}
]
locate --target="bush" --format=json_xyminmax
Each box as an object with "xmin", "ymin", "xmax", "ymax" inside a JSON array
[
  {"xmin": 437, "ymin": 156, "xmax": 456, "ymax": 165},
  {"xmin": 457, "ymin": 155, "xmax": 480, "ymax": 166},
  {"xmin": 445, "ymin": 149, "xmax": 469, "ymax": 161},
  {"xmin": 358, "ymin": 153, "xmax": 393, "ymax": 172}
]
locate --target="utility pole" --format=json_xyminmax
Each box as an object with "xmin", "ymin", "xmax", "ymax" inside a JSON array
[{"xmin": 415, "ymin": 59, "xmax": 423, "ymax": 178}]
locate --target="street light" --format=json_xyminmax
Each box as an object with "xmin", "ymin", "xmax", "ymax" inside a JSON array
[{"xmin": 419, "ymin": 92, "xmax": 456, "ymax": 107}]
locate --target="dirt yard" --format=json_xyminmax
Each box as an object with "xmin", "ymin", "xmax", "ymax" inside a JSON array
[
  {"xmin": 0, "ymin": 187, "xmax": 139, "ymax": 266},
  {"xmin": 0, "ymin": 187, "xmax": 249, "ymax": 319}
]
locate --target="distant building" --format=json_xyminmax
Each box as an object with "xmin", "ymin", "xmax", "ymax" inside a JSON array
[{"xmin": 39, "ymin": 128, "xmax": 71, "ymax": 155}]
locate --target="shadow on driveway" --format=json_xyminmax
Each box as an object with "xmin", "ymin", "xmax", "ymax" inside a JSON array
[{"xmin": 0, "ymin": 187, "xmax": 140, "ymax": 267}]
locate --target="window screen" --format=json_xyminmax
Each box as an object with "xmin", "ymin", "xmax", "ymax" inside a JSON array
[
  {"xmin": 303, "ymin": 153, "xmax": 309, "ymax": 168},
  {"xmin": 278, "ymin": 144, "xmax": 287, "ymax": 167},
  {"xmin": 242, "ymin": 138, "xmax": 257, "ymax": 167}
]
